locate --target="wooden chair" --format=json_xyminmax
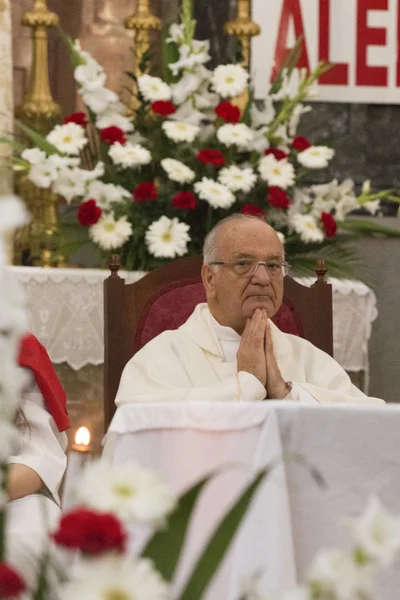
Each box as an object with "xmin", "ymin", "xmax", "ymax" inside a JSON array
[{"xmin": 104, "ymin": 255, "xmax": 333, "ymax": 429}]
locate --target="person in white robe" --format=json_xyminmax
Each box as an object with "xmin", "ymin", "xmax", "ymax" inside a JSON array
[
  {"xmin": 115, "ymin": 214, "xmax": 384, "ymax": 406},
  {"xmin": 7, "ymin": 335, "xmax": 69, "ymax": 589}
]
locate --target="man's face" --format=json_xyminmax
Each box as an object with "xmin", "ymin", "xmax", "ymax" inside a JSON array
[{"xmin": 202, "ymin": 220, "xmax": 285, "ymax": 333}]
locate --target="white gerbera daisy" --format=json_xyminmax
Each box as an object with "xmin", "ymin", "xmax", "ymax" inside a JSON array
[
  {"xmin": 297, "ymin": 146, "xmax": 335, "ymax": 169},
  {"xmin": 161, "ymin": 158, "xmax": 195, "ymax": 184},
  {"xmin": 89, "ymin": 214, "xmax": 132, "ymax": 250},
  {"xmin": 162, "ymin": 121, "xmax": 200, "ymax": 143},
  {"xmin": 290, "ymin": 213, "xmax": 324, "ymax": 243},
  {"xmin": 28, "ymin": 161, "xmax": 58, "ymax": 188},
  {"xmin": 138, "ymin": 74, "xmax": 172, "ymax": 102},
  {"xmin": 211, "ymin": 64, "xmax": 249, "ymax": 97},
  {"xmin": 60, "ymin": 556, "xmax": 170, "ymax": 600},
  {"xmin": 21, "ymin": 148, "xmax": 46, "ymax": 165},
  {"xmin": 194, "ymin": 177, "xmax": 235, "ymax": 209},
  {"xmin": 47, "ymin": 123, "xmax": 88, "ymax": 155},
  {"xmin": 217, "ymin": 123, "xmax": 254, "ymax": 149},
  {"xmin": 146, "ymin": 216, "xmax": 191, "ymax": 259},
  {"xmin": 109, "ymin": 143, "xmax": 151, "ymax": 169},
  {"xmin": 218, "ymin": 165, "xmax": 256, "ymax": 193},
  {"xmin": 75, "ymin": 459, "xmax": 176, "ymax": 523},
  {"xmin": 258, "ymin": 155, "xmax": 295, "ymax": 189}
]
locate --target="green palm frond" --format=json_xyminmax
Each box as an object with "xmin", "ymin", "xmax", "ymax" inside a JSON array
[{"xmin": 339, "ymin": 219, "xmax": 400, "ymax": 237}]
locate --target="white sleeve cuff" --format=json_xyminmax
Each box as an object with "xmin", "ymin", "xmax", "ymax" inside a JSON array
[
  {"xmin": 237, "ymin": 371, "xmax": 266, "ymax": 402},
  {"xmin": 289, "ymin": 382, "xmax": 318, "ymax": 404}
]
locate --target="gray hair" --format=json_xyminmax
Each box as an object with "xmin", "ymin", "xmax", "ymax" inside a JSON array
[{"xmin": 203, "ymin": 213, "xmax": 269, "ymax": 263}]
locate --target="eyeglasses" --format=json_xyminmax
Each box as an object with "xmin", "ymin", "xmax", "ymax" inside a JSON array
[{"xmin": 209, "ymin": 259, "xmax": 290, "ymax": 278}]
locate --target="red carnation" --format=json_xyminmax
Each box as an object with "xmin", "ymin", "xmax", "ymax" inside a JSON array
[
  {"xmin": 151, "ymin": 101, "xmax": 177, "ymax": 117},
  {"xmin": 268, "ymin": 186, "xmax": 291, "ymax": 209},
  {"xmin": 241, "ymin": 204, "xmax": 265, "ymax": 218},
  {"xmin": 215, "ymin": 101, "xmax": 240, "ymax": 124},
  {"xmin": 292, "ymin": 136, "xmax": 312, "ymax": 151},
  {"xmin": 265, "ymin": 148, "xmax": 289, "ymax": 161},
  {"xmin": 100, "ymin": 126, "xmax": 126, "ymax": 146},
  {"xmin": 0, "ymin": 563, "xmax": 26, "ymax": 598},
  {"xmin": 196, "ymin": 149, "xmax": 226, "ymax": 167},
  {"xmin": 321, "ymin": 212, "xmax": 337, "ymax": 237},
  {"xmin": 133, "ymin": 182, "xmax": 158, "ymax": 202},
  {"xmin": 53, "ymin": 508, "xmax": 126, "ymax": 556},
  {"xmin": 64, "ymin": 112, "xmax": 87, "ymax": 127},
  {"xmin": 172, "ymin": 191, "xmax": 197, "ymax": 210},
  {"xmin": 77, "ymin": 199, "xmax": 102, "ymax": 226}
]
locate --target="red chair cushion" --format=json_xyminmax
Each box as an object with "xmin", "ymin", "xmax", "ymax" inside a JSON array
[{"xmin": 135, "ymin": 281, "xmax": 305, "ymax": 352}]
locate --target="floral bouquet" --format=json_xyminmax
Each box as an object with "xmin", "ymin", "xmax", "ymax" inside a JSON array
[{"xmin": 9, "ymin": 1, "xmax": 400, "ymax": 275}]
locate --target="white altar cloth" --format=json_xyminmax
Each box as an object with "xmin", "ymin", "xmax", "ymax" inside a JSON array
[
  {"xmin": 7, "ymin": 266, "xmax": 377, "ymax": 374},
  {"xmin": 103, "ymin": 402, "xmax": 400, "ymax": 600}
]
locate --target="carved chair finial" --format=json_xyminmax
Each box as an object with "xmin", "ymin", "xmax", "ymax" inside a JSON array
[
  {"xmin": 108, "ymin": 254, "xmax": 121, "ymax": 277},
  {"xmin": 314, "ymin": 258, "xmax": 328, "ymax": 284}
]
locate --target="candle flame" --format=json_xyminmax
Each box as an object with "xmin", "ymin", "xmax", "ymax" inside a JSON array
[{"xmin": 75, "ymin": 426, "xmax": 90, "ymax": 446}]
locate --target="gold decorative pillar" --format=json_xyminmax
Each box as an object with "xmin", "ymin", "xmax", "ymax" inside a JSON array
[
  {"xmin": 224, "ymin": 0, "xmax": 260, "ymax": 71},
  {"xmin": 124, "ymin": 1, "xmax": 161, "ymax": 111},
  {"xmin": 15, "ymin": 0, "xmax": 62, "ymax": 267}
]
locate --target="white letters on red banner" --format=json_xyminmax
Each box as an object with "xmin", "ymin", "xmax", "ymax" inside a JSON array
[{"xmin": 252, "ymin": 0, "xmax": 400, "ymax": 104}]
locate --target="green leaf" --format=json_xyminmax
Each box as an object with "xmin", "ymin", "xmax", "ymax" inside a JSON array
[
  {"xmin": 15, "ymin": 121, "xmax": 61, "ymax": 156},
  {"xmin": 142, "ymin": 476, "xmax": 211, "ymax": 581},
  {"xmin": 0, "ymin": 137, "xmax": 27, "ymax": 155},
  {"xmin": 58, "ymin": 28, "xmax": 86, "ymax": 68},
  {"xmin": 177, "ymin": 467, "xmax": 271, "ymax": 600},
  {"xmin": 161, "ymin": 25, "xmax": 180, "ymax": 84},
  {"xmin": 340, "ymin": 218, "xmax": 400, "ymax": 237}
]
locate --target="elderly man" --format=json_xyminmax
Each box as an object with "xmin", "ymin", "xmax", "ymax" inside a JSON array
[{"xmin": 115, "ymin": 214, "xmax": 383, "ymax": 405}]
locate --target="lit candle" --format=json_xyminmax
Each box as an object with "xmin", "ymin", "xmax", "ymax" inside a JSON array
[{"xmin": 62, "ymin": 426, "xmax": 92, "ymax": 511}]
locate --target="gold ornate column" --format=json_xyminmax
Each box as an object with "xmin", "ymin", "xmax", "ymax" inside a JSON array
[
  {"xmin": 224, "ymin": 0, "xmax": 260, "ymax": 71},
  {"xmin": 15, "ymin": 0, "xmax": 62, "ymax": 267},
  {"xmin": 124, "ymin": 1, "xmax": 161, "ymax": 111}
]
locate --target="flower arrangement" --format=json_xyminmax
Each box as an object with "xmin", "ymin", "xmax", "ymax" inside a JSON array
[{"xmin": 9, "ymin": 1, "xmax": 400, "ymax": 276}]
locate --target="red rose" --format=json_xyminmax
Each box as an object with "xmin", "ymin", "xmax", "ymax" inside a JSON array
[
  {"xmin": 215, "ymin": 101, "xmax": 240, "ymax": 124},
  {"xmin": 100, "ymin": 126, "xmax": 126, "ymax": 146},
  {"xmin": 133, "ymin": 182, "xmax": 158, "ymax": 202},
  {"xmin": 265, "ymin": 148, "xmax": 289, "ymax": 161},
  {"xmin": 64, "ymin": 112, "xmax": 87, "ymax": 127},
  {"xmin": 77, "ymin": 199, "xmax": 102, "ymax": 226},
  {"xmin": 172, "ymin": 191, "xmax": 197, "ymax": 210},
  {"xmin": 53, "ymin": 508, "xmax": 126, "ymax": 555},
  {"xmin": 268, "ymin": 186, "xmax": 291, "ymax": 209},
  {"xmin": 0, "ymin": 563, "xmax": 26, "ymax": 598},
  {"xmin": 321, "ymin": 212, "xmax": 337, "ymax": 237},
  {"xmin": 292, "ymin": 136, "xmax": 312, "ymax": 151},
  {"xmin": 240, "ymin": 204, "xmax": 265, "ymax": 218},
  {"xmin": 151, "ymin": 101, "xmax": 177, "ymax": 117},
  {"xmin": 196, "ymin": 149, "xmax": 226, "ymax": 167}
]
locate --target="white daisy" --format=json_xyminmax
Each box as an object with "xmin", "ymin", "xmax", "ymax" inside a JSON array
[
  {"xmin": 194, "ymin": 177, "xmax": 235, "ymax": 209},
  {"xmin": 52, "ymin": 168, "xmax": 87, "ymax": 203},
  {"xmin": 89, "ymin": 214, "xmax": 132, "ymax": 250},
  {"xmin": 28, "ymin": 161, "xmax": 58, "ymax": 188},
  {"xmin": 85, "ymin": 181, "xmax": 131, "ymax": 209},
  {"xmin": 258, "ymin": 155, "xmax": 295, "ymax": 189},
  {"xmin": 75, "ymin": 459, "xmax": 176, "ymax": 523},
  {"xmin": 146, "ymin": 216, "xmax": 191, "ymax": 259},
  {"xmin": 109, "ymin": 143, "xmax": 151, "ymax": 169},
  {"xmin": 290, "ymin": 213, "xmax": 324, "ymax": 243},
  {"xmin": 47, "ymin": 123, "xmax": 88, "ymax": 155},
  {"xmin": 297, "ymin": 145, "xmax": 335, "ymax": 169},
  {"xmin": 218, "ymin": 165, "xmax": 257, "ymax": 193},
  {"xmin": 162, "ymin": 121, "xmax": 200, "ymax": 143},
  {"xmin": 161, "ymin": 158, "xmax": 195, "ymax": 184},
  {"xmin": 138, "ymin": 74, "xmax": 172, "ymax": 102},
  {"xmin": 21, "ymin": 148, "xmax": 46, "ymax": 165},
  {"xmin": 217, "ymin": 123, "xmax": 254, "ymax": 149},
  {"xmin": 60, "ymin": 555, "xmax": 170, "ymax": 600},
  {"xmin": 211, "ymin": 64, "xmax": 249, "ymax": 97}
]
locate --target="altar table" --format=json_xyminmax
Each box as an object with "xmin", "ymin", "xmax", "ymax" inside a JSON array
[{"xmin": 103, "ymin": 402, "xmax": 400, "ymax": 600}]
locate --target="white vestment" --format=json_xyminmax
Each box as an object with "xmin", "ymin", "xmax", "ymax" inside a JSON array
[
  {"xmin": 116, "ymin": 303, "xmax": 383, "ymax": 406},
  {"xmin": 7, "ymin": 377, "xmax": 67, "ymax": 588}
]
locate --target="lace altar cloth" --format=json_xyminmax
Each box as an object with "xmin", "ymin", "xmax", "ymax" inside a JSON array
[{"xmin": 8, "ymin": 267, "xmax": 377, "ymax": 375}]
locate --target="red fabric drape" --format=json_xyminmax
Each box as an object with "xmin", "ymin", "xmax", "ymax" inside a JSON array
[{"xmin": 18, "ymin": 334, "xmax": 70, "ymax": 432}]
